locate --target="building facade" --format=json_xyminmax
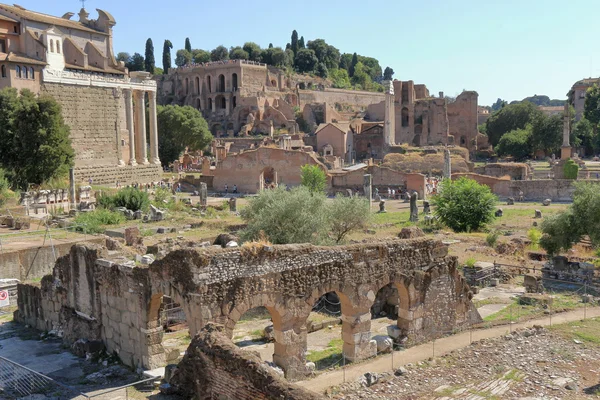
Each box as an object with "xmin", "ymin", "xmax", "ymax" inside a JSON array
[
  {"xmin": 569, "ymin": 78, "xmax": 598, "ymax": 121},
  {"xmin": 0, "ymin": 4, "xmax": 161, "ymax": 184}
]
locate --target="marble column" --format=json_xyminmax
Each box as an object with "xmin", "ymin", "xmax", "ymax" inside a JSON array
[
  {"xmin": 124, "ymin": 89, "xmax": 136, "ymax": 166},
  {"xmin": 148, "ymin": 91, "xmax": 160, "ymax": 165},
  {"xmin": 134, "ymin": 90, "xmax": 148, "ymax": 165}
]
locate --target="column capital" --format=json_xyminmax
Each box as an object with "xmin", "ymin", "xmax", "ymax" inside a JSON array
[{"xmin": 133, "ymin": 90, "xmax": 145, "ymax": 100}]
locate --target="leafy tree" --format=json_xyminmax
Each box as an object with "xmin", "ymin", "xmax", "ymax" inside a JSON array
[
  {"xmin": 572, "ymin": 118, "xmax": 598, "ymax": 154},
  {"xmin": 300, "ymin": 164, "xmax": 327, "ymax": 194},
  {"xmin": 327, "ymin": 195, "xmax": 371, "ymax": 243},
  {"xmin": 294, "ymin": 48, "xmax": 318, "ymax": 73},
  {"xmin": 351, "ymin": 62, "xmax": 372, "ymax": 89},
  {"xmin": 329, "ymin": 68, "xmax": 351, "ymax": 89},
  {"xmin": 0, "ymin": 169, "xmax": 11, "ymax": 207},
  {"xmin": 268, "ymin": 43, "xmax": 273, "ymax": 49},
  {"xmin": 154, "ymin": 67, "xmax": 164, "ymax": 75},
  {"xmin": 298, "ymin": 36, "xmax": 305, "ymax": 49},
  {"xmin": 144, "ymin": 38, "xmax": 155, "ymax": 73},
  {"xmin": 210, "ymin": 45, "xmax": 229, "ymax": 61},
  {"xmin": 431, "ymin": 177, "xmax": 497, "ymax": 232},
  {"xmin": 192, "ymin": 49, "xmax": 211, "ymax": 64},
  {"xmin": 185, "ymin": 37, "xmax": 192, "ymax": 53},
  {"xmin": 229, "ymin": 46, "xmax": 249, "ymax": 60},
  {"xmin": 349, "ymin": 52, "xmax": 358, "ymax": 77},
  {"xmin": 383, "ymin": 66, "xmax": 394, "ymax": 81},
  {"xmin": 240, "ymin": 186, "xmax": 328, "ymax": 245},
  {"xmin": 584, "ymin": 84, "xmax": 600, "ymax": 137},
  {"xmin": 484, "ymin": 101, "xmax": 541, "ymax": 146},
  {"xmin": 174, "ymin": 49, "xmax": 192, "ymax": 67},
  {"xmin": 307, "ymin": 39, "xmax": 340, "ymax": 69},
  {"xmin": 291, "ymin": 30, "xmax": 299, "ymax": 56},
  {"xmin": 540, "ymin": 182, "xmax": 600, "ymax": 255},
  {"xmin": 126, "ymin": 53, "xmax": 145, "ymax": 71},
  {"xmin": 316, "ymin": 62, "xmax": 328, "ymax": 78},
  {"xmin": 162, "ymin": 40, "xmax": 173, "ymax": 74},
  {"xmin": 243, "ymin": 42, "xmax": 262, "ymax": 62},
  {"xmin": 339, "ymin": 53, "xmax": 353, "ymax": 71},
  {"xmin": 116, "ymin": 52, "xmax": 131, "ymax": 64},
  {"xmin": 495, "ymin": 126, "xmax": 532, "ymax": 160},
  {"xmin": 156, "ymin": 105, "xmax": 212, "ymax": 167},
  {"xmin": 530, "ymin": 114, "xmax": 562, "ymax": 156},
  {"xmin": 284, "ymin": 49, "xmax": 295, "ymax": 67},
  {"xmin": 358, "ymin": 56, "xmax": 382, "ymax": 81},
  {"xmin": 0, "ymin": 89, "xmax": 74, "ymax": 189},
  {"xmin": 563, "ymin": 159, "xmax": 579, "ymax": 179},
  {"xmin": 490, "ymin": 98, "xmax": 507, "ymax": 111}
]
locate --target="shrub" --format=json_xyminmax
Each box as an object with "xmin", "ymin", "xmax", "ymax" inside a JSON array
[
  {"xmin": 153, "ymin": 187, "xmax": 171, "ymax": 205},
  {"xmin": 527, "ymin": 228, "xmax": 542, "ymax": 249},
  {"xmin": 97, "ymin": 192, "xmax": 116, "ymax": 209},
  {"xmin": 327, "ymin": 194, "xmax": 371, "ymax": 243},
  {"xmin": 112, "ymin": 187, "xmax": 150, "ymax": 211},
  {"xmin": 431, "ymin": 178, "xmax": 497, "ymax": 232},
  {"xmin": 73, "ymin": 209, "xmax": 125, "ymax": 234},
  {"xmin": 465, "ymin": 257, "xmax": 476, "ymax": 268},
  {"xmin": 300, "ymin": 164, "xmax": 327, "ymax": 194},
  {"xmin": 563, "ymin": 159, "xmax": 579, "ymax": 179},
  {"xmin": 486, "ymin": 231, "xmax": 500, "ymax": 247}
]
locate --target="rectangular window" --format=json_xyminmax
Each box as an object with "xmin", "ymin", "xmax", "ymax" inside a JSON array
[{"xmin": 0, "ymin": 39, "xmax": 5, "ymax": 53}]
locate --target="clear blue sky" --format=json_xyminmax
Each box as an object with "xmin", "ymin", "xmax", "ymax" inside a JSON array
[{"xmin": 19, "ymin": 0, "xmax": 600, "ymax": 105}]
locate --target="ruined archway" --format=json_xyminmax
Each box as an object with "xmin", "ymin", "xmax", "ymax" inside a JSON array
[
  {"xmin": 401, "ymin": 107, "xmax": 409, "ymax": 127},
  {"xmin": 196, "ymin": 98, "xmax": 201, "ymax": 110},
  {"xmin": 207, "ymin": 75, "xmax": 212, "ymax": 93},
  {"xmin": 259, "ymin": 166, "xmax": 277, "ymax": 190},
  {"xmin": 232, "ymin": 73, "xmax": 238, "ymax": 90},
  {"xmin": 218, "ymin": 74, "xmax": 225, "ymax": 92},
  {"xmin": 195, "ymin": 76, "xmax": 200, "ymax": 94},
  {"xmin": 207, "ymin": 97, "xmax": 213, "ymax": 111},
  {"xmin": 215, "ymin": 95, "xmax": 226, "ymax": 110},
  {"xmin": 185, "ymin": 77, "xmax": 189, "ymax": 95}
]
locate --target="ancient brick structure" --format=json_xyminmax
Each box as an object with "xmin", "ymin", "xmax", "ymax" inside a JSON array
[
  {"xmin": 447, "ymin": 91, "xmax": 479, "ymax": 151},
  {"xmin": 169, "ymin": 323, "xmax": 323, "ymax": 400},
  {"xmin": 0, "ymin": 4, "xmax": 161, "ymax": 185}
]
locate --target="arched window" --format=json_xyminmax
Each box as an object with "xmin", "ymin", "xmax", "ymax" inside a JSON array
[
  {"xmin": 23, "ymin": 66, "xmax": 28, "ymax": 79},
  {"xmin": 195, "ymin": 76, "xmax": 200, "ymax": 94},
  {"xmin": 15, "ymin": 65, "xmax": 21, "ymax": 78},
  {"xmin": 207, "ymin": 76, "xmax": 212, "ymax": 93},
  {"xmin": 49, "ymin": 39, "xmax": 54, "ymax": 53},
  {"xmin": 218, "ymin": 74, "xmax": 225, "ymax": 92},
  {"xmin": 232, "ymin": 96, "xmax": 237, "ymax": 108},
  {"xmin": 29, "ymin": 67, "xmax": 34, "ymax": 79},
  {"xmin": 401, "ymin": 107, "xmax": 409, "ymax": 127},
  {"xmin": 220, "ymin": 96, "xmax": 226, "ymax": 109},
  {"xmin": 185, "ymin": 77, "xmax": 189, "ymax": 95},
  {"xmin": 56, "ymin": 41, "xmax": 61, "ymax": 54},
  {"xmin": 232, "ymin": 73, "xmax": 238, "ymax": 90},
  {"xmin": 208, "ymin": 97, "xmax": 213, "ymax": 110},
  {"xmin": 196, "ymin": 98, "xmax": 201, "ymax": 110},
  {"xmin": 1, "ymin": 65, "xmax": 5, "ymax": 78}
]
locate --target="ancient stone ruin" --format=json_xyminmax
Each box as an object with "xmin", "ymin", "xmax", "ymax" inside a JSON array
[{"xmin": 15, "ymin": 237, "xmax": 481, "ymax": 380}]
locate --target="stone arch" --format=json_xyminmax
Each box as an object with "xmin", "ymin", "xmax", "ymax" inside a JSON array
[
  {"xmin": 207, "ymin": 75, "xmax": 212, "ymax": 93},
  {"xmin": 207, "ymin": 97, "xmax": 213, "ymax": 111},
  {"xmin": 196, "ymin": 98, "xmax": 201, "ymax": 110},
  {"xmin": 218, "ymin": 74, "xmax": 225, "ymax": 92},
  {"xmin": 270, "ymin": 79, "xmax": 277, "ymax": 87},
  {"xmin": 232, "ymin": 73, "xmax": 238, "ymax": 90},
  {"xmin": 298, "ymin": 82, "xmax": 306, "ymax": 90},
  {"xmin": 185, "ymin": 77, "xmax": 189, "ymax": 95},
  {"xmin": 401, "ymin": 107, "xmax": 409, "ymax": 127},
  {"xmin": 215, "ymin": 95, "xmax": 226, "ymax": 109},
  {"xmin": 195, "ymin": 76, "xmax": 200, "ymax": 94},
  {"xmin": 460, "ymin": 135, "xmax": 467, "ymax": 146},
  {"xmin": 260, "ymin": 166, "xmax": 277, "ymax": 190}
]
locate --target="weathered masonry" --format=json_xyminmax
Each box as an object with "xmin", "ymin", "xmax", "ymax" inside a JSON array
[{"xmin": 15, "ymin": 238, "xmax": 481, "ymax": 379}]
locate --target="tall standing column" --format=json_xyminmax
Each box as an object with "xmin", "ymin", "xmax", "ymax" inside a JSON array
[
  {"xmin": 148, "ymin": 91, "xmax": 160, "ymax": 165},
  {"xmin": 383, "ymin": 80, "xmax": 395, "ymax": 147},
  {"xmin": 124, "ymin": 89, "xmax": 136, "ymax": 166},
  {"xmin": 134, "ymin": 90, "xmax": 148, "ymax": 165}
]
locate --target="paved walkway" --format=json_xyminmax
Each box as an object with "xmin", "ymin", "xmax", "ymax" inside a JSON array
[{"xmin": 297, "ymin": 306, "xmax": 600, "ymax": 393}]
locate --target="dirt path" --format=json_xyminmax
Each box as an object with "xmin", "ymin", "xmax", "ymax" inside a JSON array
[{"xmin": 297, "ymin": 306, "xmax": 600, "ymax": 393}]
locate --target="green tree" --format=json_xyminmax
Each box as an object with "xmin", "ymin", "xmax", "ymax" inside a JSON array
[
  {"xmin": 144, "ymin": 38, "xmax": 155, "ymax": 73},
  {"xmin": 126, "ymin": 53, "xmax": 145, "ymax": 71},
  {"xmin": 584, "ymin": 84, "xmax": 600, "ymax": 137},
  {"xmin": 563, "ymin": 159, "xmax": 579, "ymax": 179},
  {"xmin": 495, "ymin": 126, "xmax": 532, "ymax": 160},
  {"xmin": 339, "ymin": 53, "xmax": 352, "ymax": 71},
  {"xmin": 300, "ymin": 164, "xmax": 327, "ymax": 194},
  {"xmin": 307, "ymin": 39, "xmax": 340, "ymax": 69},
  {"xmin": 162, "ymin": 40, "xmax": 173, "ymax": 74},
  {"xmin": 431, "ymin": 177, "xmax": 497, "ymax": 232},
  {"xmin": 210, "ymin": 45, "xmax": 229, "ymax": 61},
  {"xmin": 572, "ymin": 118, "xmax": 598, "ymax": 154},
  {"xmin": 240, "ymin": 186, "xmax": 328, "ymax": 245},
  {"xmin": 315, "ymin": 62, "xmax": 328, "ymax": 78},
  {"xmin": 116, "ymin": 52, "xmax": 131, "ymax": 64},
  {"xmin": 349, "ymin": 52, "xmax": 358, "ymax": 77},
  {"xmin": 530, "ymin": 114, "xmax": 562, "ymax": 156},
  {"xmin": 383, "ymin": 66, "xmax": 394, "ymax": 81},
  {"xmin": 243, "ymin": 42, "xmax": 262, "ymax": 62},
  {"xmin": 351, "ymin": 62, "xmax": 372, "ymax": 89},
  {"xmin": 0, "ymin": 169, "xmax": 12, "ymax": 207},
  {"xmin": 327, "ymin": 195, "xmax": 371, "ymax": 243},
  {"xmin": 0, "ymin": 89, "xmax": 74, "ymax": 189},
  {"xmin": 298, "ymin": 36, "xmax": 305, "ymax": 49},
  {"xmin": 174, "ymin": 49, "xmax": 192, "ymax": 67},
  {"xmin": 490, "ymin": 98, "xmax": 507, "ymax": 111},
  {"xmin": 329, "ymin": 68, "xmax": 351, "ymax": 89},
  {"xmin": 294, "ymin": 48, "xmax": 318, "ymax": 73},
  {"xmin": 192, "ymin": 49, "xmax": 211, "ymax": 64},
  {"xmin": 268, "ymin": 43, "xmax": 273, "ymax": 49},
  {"xmin": 484, "ymin": 101, "xmax": 541, "ymax": 146},
  {"xmin": 291, "ymin": 30, "xmax": 299, "ymax": 57},
  {"xmin": 156, "ymin": 105, "xmax": 212, "ymax": 167},
  {"xmin": 540, "ymin": 182, "xmax": 600, "ymax": 255},
  {"xmin": 185, "ymin": 37, "xmax": 192, "ymax": 53},
  {"xmin": 229, "ymin": 46, "xmax": 249, "ymax": 60},
  {"xmin": 358, "ymin": 56, "xmax": 382, "ymax": 81}
]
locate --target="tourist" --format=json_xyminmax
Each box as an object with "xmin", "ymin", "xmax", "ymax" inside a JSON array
[
  {"xmin": 224, "ymin": 184, "xmax": 228, "ymax": 194},
  {"xmin": 88, "ymin": 177, "xmax": 93, "ymax": 186},
  {"xmin": 233, "ymin": 184, "xmax": 238, "ymax": 194}
]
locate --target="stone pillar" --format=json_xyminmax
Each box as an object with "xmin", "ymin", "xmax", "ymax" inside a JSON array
[
  {"xmin": 341, "ymin": 307, "xmax": 377, "ymax": 362},
  {"xmin": 124, "ymin": 89, "xmax": 136, "ymax": 166},
  {"xmin": 225, "ymin": 97, "xmax": 230, "ymax": 114},
  {"xmin": 561, "ymin": 103, "xmax": 572, "ymax": 160},
  {"xmin": 443, "ymin": 149, "xmax": 451, "ymax": 179},
  {"xmin": 69, "ymin": 168, "xmax": 75, "ymax": 210},
  {"xmin": 272, "ymin": 319, "xmax": 308, "ymax": 380},
  {"xmin": 211, "ymin": 97, "xmax": 216, "ymax": 112},
  {"xmin": 148, "ymin": 91, "xmax": 160, "ymax": 165},
  {"xmin": 363, "ymin": 174, "xmax": 372, "ymax": 210},
  {"xmin": 134, "ymin": 90, "xmax": 148, "ymax": 164},
  {"xmin": 383, "ymin": 80, "xmax": 395, "ymax": 147}
]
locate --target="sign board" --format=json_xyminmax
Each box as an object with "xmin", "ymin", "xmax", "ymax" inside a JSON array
[{"xmin": 0, "ymin": 290, "xmax": 9, "ymax": 308}]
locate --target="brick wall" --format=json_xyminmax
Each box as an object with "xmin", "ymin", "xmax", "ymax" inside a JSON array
[
  {"xmin": 299, "ymin": 88, "xmax": 384, "ymax": 109},
  {"xmin": 74, "ymin": 164, "xmax": 162, "ymax": 185}
]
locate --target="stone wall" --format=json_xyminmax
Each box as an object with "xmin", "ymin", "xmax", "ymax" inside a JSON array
[
  {"xmin": 332, "ymin": 166, "xmax": 426, "ymax": 199},
  {"xmin": 451, "ymin": 173, "xmax": 511, "ymax": 198},
  {"xmin": 42, "ymin": 83, "xmax": 122, "ymax": 168},
  {"xmin": 169, "ymin": 323, "xmax": 323, "ymax": 400},
  {"xmin": 298, "ymin": 88, "xmax": 384, "ymax": 109},
  {"xmin": 73, "ymin": 164, "xmax": 162, "ymax": 185},
  {"xmin": 447, "ymin": 91, "xmax": 479, "ymax": 151}
]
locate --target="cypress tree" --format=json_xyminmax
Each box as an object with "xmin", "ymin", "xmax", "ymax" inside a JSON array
[
  {"xmin": 349, "ymin": 52, "xmax": 358, "ymax": 77},
  {"xmin": 162, "ymin": 40, "xmax": 173, "ymax": 74},
  {"xmin": 291, "ymin": 30, "xmax": 298, "ymax": 56},
  {"xmin": 298, "ymin": 36, "xmax": 305, "ymax": 49},
  {"xmin": 185, "ymin": 37, "xmax": 192, "ymax": 53},
  {"xmin": 144, "ymin": 38, "xmax": 155, "ymax": 73}
]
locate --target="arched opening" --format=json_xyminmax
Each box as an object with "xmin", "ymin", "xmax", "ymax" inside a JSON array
[
  {"xmin": 23, "ymin": 66, "xmax": 28, "ymax": 79},
  {"xmin": 232, "ymin": 306, "xmax": 277, "ymax": 358},
  {"xmin": 370, "ymin": 282, "xmax": 411, "ymax": 349},
  {"xmin": 29, "ymin": 67, "xmax": 34, "ymax": 79},
  {"xmin": 226, "ymin": 122, "xmax": 234, "ymax": 131},
  {"xmin": 195, "ymin": 76, "xmax": 200, "ymax": 94},
  {"xmin": 232, "ymin": 96, "xmax": 237, "ymax": 108},
  {"xmin": 15, "ymin": 66, "xmax": 21, "ymax": 78},
  {"xmin": 232, "ymin": 73, "xmax": 238, "ymax": 90},
  {"xmin": 185, "ymin": 77, "xmax": 189, "ymax": 95},
  {"xmin": 1, "ymin": 65, "xmax": 5, "ymax": 78},
  {"xmin": 155, "ymin": 294, "xmax": 189, "ymax": 365},
  {"xmin": 215, "ymin": 95, "xmax": 226, "ymax": 109},
  {"xmin": 401, "ymin": 107, "xmax": 409, "ymax": 127},
  {"xmin": 305, "ymin": 291, "xmax": 344, "ymax": 370},
  {"xmin": 298, "ymin": 82, "xmax": 306, "ymax": 90},
  {"xmin": 207, "ymin": 75, "xmax": 212, "ymax": 93},
  {"xmin": 211, "ymin": 123, "xmax": 223, "ymax": 136},
  {"xmin": 218, "ymin": 74, "xmax": 225, "ymax": 92},
  {"xmin": 415, "ymin": 124, "xmax": 423, "ymax": 135},
  {"xmin": 460, "ymin": 135, "xmax": 467, "ymax": 146},
  {"xmin": 271, "ymin": 79, "xmax": 277, "ymax": 87},
  {"xmin": 49, "ymin": 39, "xmax": 54, "ymax": 53},
  {"xmin": 412, "ymin": 134, "xmax": 421, "ymax": 146},
  {"xmin": 259, "ymin": 166, "xmax": 277, "ymax": 190},
  {"xmin": 207, "ymin": 97, "xmax": 213, "ymax": 111},
  {"xmin": 196, "ymin": 98, "xmax": 201, "ymax": 110},
  {"xmin": 371, "ymin": 283, "xmax": 399, "ymax": 320},
  {"xmin": 56, "ymin": 41, "xmax": 61, "ymax": 54}
]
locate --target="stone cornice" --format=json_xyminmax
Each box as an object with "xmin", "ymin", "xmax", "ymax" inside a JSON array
[{"xmin": 42, "ymin": 68, "xmax": 157, "ymax": 91}]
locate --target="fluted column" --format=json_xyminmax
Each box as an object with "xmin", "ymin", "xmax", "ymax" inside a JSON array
[
  {"xmin": 134, "ymin": 90, "xmax": 148, "ymax": 165},
  {"xmin": 124, "ymin": 89, "xmax": 136, "ymax": 166},
  {"xmin": 148, "ymin": 91, "xmax": 160, "ymax": 165}
]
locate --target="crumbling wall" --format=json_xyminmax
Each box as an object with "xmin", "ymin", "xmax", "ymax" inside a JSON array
[
  {"xmin": 169, "ymin": 323, "xmax": 323, "ymax": 400},
  {"xmin": 331, "ymin": 166, "xmax": 426, "ymax": 199},
  {"xmin": 447, "ymin": 91, "xmax": 479, "ymax": 151},
  {"xmin": 298, "ymin": 88, "xmax": 384, "ymax": 109}
]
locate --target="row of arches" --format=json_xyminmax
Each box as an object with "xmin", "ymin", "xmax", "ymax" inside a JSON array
[
  {"xmin": 49, "ymin": 39, "xmax": 61, "ymax": 54},
  {"xmin": 183, "ymin": 73, "xmax": 238, "ymax": 96},
  {"xmin": 10, "ymin": 65, "xmax": 35, "ymax": 80}
]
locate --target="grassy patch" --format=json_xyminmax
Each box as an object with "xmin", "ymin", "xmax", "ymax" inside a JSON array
[
  {"xmin": 306, "ymin": 338, "xmax": 344, "ymax": 369},
  {"xmin": 483, "ymin": 293, "xmax": 583, "ymax": 323},
  {"xmin": 473, "ymin": 297, "xmax": 512, "ymax": 308},
  {"xmin": 550, "ymin": 318, "xmax": 600, "ymax": 345},
  {"xmin": 503, "ymin": 368, "xmax": 523, "ymax": 382}
]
